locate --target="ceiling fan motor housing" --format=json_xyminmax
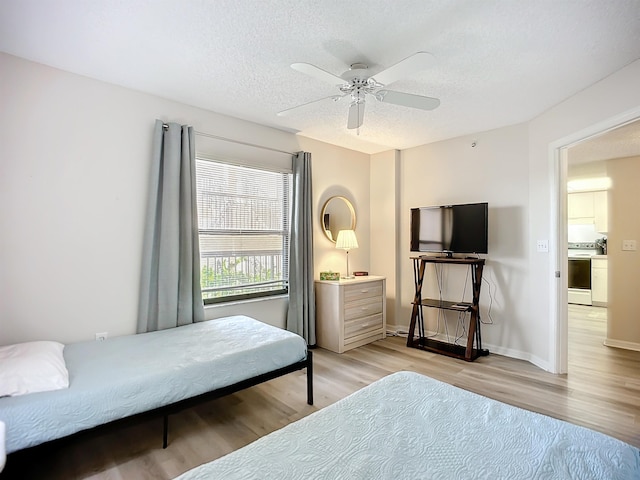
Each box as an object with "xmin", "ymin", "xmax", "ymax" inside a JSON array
[
  {"xmin": 339, "ymin": 64, "xmax": 384, "ymax": 104},
  {"xmin": 342, "ymin": 63, "xmax": 369, "ymax": 81}
]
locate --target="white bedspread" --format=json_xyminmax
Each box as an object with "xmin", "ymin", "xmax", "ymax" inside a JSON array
[
  {"xmin": 176, "ymin": 371, "xmax": 640, "ymax": 480},
  {"xmin": 0, "ymin": 315, "xmax": 307, "ymax": 454}
]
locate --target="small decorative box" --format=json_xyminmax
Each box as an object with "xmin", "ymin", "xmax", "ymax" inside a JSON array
[{"xmin": 320, "ymin": 271, "xmax": 340, "ymax": 281}]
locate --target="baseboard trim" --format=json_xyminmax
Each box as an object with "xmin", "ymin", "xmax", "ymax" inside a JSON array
[
  {"xmin": 386, "ymin": 323, "xmax": 553, "ymax": 372},
  {"xmin": 603, "ymin": 338, "xmax": 640, "ymax": 352},
  {"xmin": 483, "ymin": 343, "xmax": 552, "ymax": 372},
  {"xmin": 386, "ymin": 323, "xmax": 410, "ymax": 336}
]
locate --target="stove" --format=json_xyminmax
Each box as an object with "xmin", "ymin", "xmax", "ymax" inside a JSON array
[
  {"xmin": 568, "ymin": 242, "xmax": 597, "ymax": 258},
  {"xmin": 568, "ymin": 242, "xmax": 595, "ymax": 305}
]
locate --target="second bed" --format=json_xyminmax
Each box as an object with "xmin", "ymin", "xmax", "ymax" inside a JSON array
[
  {"xmin": 1, "ymin": 315, "xmax": 311, "ymax": 455},
  {"xmin": 176, "ymin": 370, "xmax": 639, "ymax": 480}
]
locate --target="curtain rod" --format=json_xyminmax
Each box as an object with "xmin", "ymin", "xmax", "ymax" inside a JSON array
[{"xmin": 162, "ymin": 123, "xmax": 295, "ymax": 156}]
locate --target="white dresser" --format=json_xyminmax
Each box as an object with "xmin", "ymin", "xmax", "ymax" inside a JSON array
[{"xmin": 315, "ymin": 276, "xmax": 386, "ymax": 353}]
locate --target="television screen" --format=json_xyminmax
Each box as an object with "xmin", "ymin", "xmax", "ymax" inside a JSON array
[{"xmin": 410, "ymin": 202, "xmax": 488, "ymax": 255}]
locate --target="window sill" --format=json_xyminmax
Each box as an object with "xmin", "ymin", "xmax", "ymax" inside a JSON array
[{"xmin": 203, "ymin": 293, "xmax": 288, "ymax": 310}]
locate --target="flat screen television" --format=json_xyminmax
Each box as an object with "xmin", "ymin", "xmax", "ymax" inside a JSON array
[{"xmin": 410, "ymin": 202, "xmax": 488, "ymax": 256}]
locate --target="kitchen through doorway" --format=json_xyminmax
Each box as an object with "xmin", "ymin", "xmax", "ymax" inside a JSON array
[{"xmin": 563, "ymin": 117, "xmax": 640, "ymax": 366}]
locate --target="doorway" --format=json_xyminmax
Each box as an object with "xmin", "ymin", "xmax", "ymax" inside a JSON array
[{"xmin": 552, "ymin": 110, "xmax": 640, "ymax": 374}]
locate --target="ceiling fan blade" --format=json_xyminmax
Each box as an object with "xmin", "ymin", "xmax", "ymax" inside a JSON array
[
  {"xmin": 377, "ymin": 90, "xmax": 440, "ymax": 111},
  {"xmin": 277, "ymin": 94, "xmax": 345, "ymax": 116},
  {"xmin": 372, "ymin": 51, "xmax": 435, "ymax": 86},
  {"xmin": 291, "ymin": 62, "xmax": 346, "ymax": 85},
  {"xmin": 347, "ymin": 102, "xmax": 365, "ymax": 130}
]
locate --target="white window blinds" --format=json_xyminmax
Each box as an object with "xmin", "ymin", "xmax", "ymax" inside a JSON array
[{"xmin": 195, "ymin": 158, "xmax": 291, "ymax": 302}]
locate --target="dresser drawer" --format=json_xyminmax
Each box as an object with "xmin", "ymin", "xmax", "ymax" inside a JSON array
[
  {"xmin": 344, "ymin": 296, "xmax": 383, "ymax": 321},
  {"xmin": 344, "ymin": 313, "xmax": 384, "ymax": 340},
  {"xmin": 344, "ymin": 281, "xmax": 383, "ymax": 303}
]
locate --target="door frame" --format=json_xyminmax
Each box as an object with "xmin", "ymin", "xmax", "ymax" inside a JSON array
[{"xmin": 549, "ymin": 106, "xmax": 640, "ymax": 374}]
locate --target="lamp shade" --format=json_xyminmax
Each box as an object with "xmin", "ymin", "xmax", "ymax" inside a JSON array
[{"xmin": 336, "ymin": 230, "xmax": 359, "ymax": 250}]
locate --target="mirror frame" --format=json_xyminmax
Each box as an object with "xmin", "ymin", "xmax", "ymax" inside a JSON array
[{"xmin": 320, "ymin": 196, "xmax": 356, "ymax": 243}]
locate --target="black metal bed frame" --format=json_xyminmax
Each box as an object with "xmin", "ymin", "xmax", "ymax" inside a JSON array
[
  {"xmin": 161, "ymin": 350, "xmax": 313, "ymax": 447},
  {"xmin": 6, "ymin": 350, "xmax": 313, "ymax": 458}
]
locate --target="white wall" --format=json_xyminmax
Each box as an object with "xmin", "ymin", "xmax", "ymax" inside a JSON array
[
  {"xmin": 0, "ymin": 53, "xmax": 364, "ymax": 344},
  {"xmin": 527, "ymin": 59, "xmax": 640, "ymax": 371},
  {"xmin": 299, "ymin": 137, "xmax": 371, "ymax": 280},
  {"xmin": 370, "ymin": 150, "xmax": 400, "ymax": 327},
  {"xmin": 389, "ymin": 124, "xmax": 532, "ymax": 359}
]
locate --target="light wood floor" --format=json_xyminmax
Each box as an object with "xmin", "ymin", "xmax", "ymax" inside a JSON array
[{"xmin": 2, "ymin": 305, "xmax": 639, "ymax": 479}]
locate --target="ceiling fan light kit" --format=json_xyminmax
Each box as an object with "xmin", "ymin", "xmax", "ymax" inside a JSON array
[{"xmin": 281, "ymin": 52, "xmax": 440, "ymax": 131}]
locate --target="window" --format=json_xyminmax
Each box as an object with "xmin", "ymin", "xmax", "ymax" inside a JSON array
[{"xmin": 195, "ymin": 158, "xmax": 291, "ymax": 303}]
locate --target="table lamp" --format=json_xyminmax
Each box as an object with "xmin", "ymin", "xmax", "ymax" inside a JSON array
[{"xmin": 336, "ymin": 229, "xmax": 359, "ymax": 279}]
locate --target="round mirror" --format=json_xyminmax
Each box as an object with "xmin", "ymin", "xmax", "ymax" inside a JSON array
[{"xmin": 320, "ymin": 196, "xmax": 356, "ymax": 243}]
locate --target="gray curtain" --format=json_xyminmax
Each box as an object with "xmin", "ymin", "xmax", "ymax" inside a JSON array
[
  {"xmin": 137, "ymin": 120, "xmax": 204, "ymax": 332},
  {"xmin": 287, "ymin": 151, "xmax": 316, "ymax": 345}
]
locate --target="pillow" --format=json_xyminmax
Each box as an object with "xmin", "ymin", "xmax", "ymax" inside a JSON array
[{"xmin": 0, "ymin": 341, "xmax": 69, "ymax": 397}]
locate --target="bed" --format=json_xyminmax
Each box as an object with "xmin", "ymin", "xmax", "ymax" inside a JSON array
[
  {"xmin": 175, "ymin": 371, "xmax": 639, "ymax": 480},
  {"xmin": 0, "ymin": 315, "xmax": 312, "ymax": 455}
]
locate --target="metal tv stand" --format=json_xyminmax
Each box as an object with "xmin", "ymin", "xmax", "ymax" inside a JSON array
[{"xmin": 407, "ymin": 256, "xmax": 489, "ymax": 362}]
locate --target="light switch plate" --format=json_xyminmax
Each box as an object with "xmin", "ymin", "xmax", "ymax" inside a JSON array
[{"xmin": 536, "ymin": 240, "xmax": 549, "ymax": 252}]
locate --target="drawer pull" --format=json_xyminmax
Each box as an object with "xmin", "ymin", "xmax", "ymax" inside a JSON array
[
  {"xmin": 361, "ymin": 323, "xmax": 370, "ymax": 327},
  {"xmin": 360, "ymin": 289, "xmax": 369, "ymax": 293}
]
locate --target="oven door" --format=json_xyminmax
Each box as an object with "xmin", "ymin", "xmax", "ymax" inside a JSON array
[{"xmin": 568, "ymin": 258, "xmax": 591, "ymax": 289}]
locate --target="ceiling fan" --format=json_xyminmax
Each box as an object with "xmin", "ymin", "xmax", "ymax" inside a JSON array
[{"xmin": 278, "ymin": 52, "xmax": 440, "ymax": 130}]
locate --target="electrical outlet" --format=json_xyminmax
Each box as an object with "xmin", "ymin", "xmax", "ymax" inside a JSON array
[
  {"xmin": 622, "ymin": 240, "xmax": 637, "ymax": 251},
  {"xmin": 95, "ymin": 332, "xmax": 108, "ymax": 341},
  {"xmin": 536, "ymin": 240, "xmax": 549, "ymax": 252}
]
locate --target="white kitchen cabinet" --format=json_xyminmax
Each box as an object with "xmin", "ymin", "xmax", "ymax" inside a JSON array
[
  {"xmin": 315, "ymin": 276, "xmax": 386, "ymax": 353},
  {"xmin": 594, "ymin": 190, "xmax": 608, "ymax": 233},
  {"xmin": 591, "ymin": 256, "xmax": 608, "ymax": 307},
  {"xmin": 568, "ymin": 191, "xmax": 608, "ymax": 232},
  {"xmin": 568, "ymin": 192, "xmax": 594, "ymax": 224}
]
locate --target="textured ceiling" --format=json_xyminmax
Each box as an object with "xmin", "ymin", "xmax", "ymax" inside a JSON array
[
  {"xmin": 568, "ymin": 119, "xmax": 640, "ymax": 164},
  {"xmin": 1, "ymin": 0, "xmax": 640, "ymax": 154}
]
